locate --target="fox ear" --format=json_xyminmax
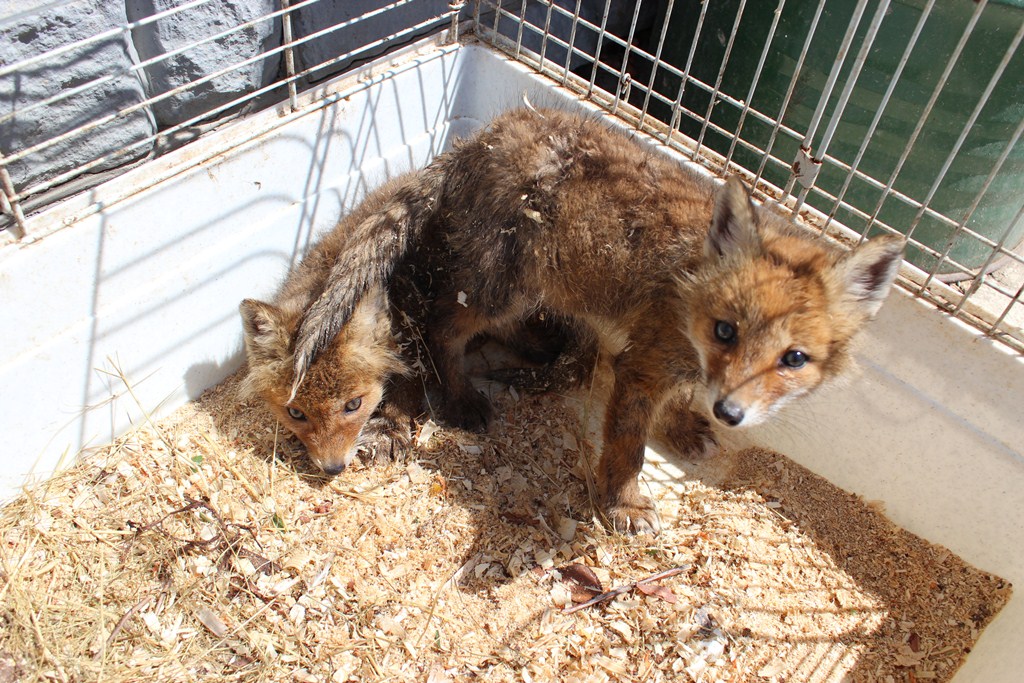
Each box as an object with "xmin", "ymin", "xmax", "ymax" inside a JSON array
[
  {"xmin": 706, "ymin": 176, "xmax": 762, "ymax": 259},
  {"xmin": 837, "ymin": 234, "xmax": 904, "ymax": 318},
  {"xmin": 240, "ymin": 299, "xmax": 292, "ymax": 363}
]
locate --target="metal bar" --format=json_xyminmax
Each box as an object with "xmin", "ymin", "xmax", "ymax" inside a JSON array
[
  {"xmin": 955, "ymin": 201, "xmax": 1024, "ymax": 315},
  {"xmin": 6, "ymin": 48, "xmax": 280, "ymax": 169},
  {"xmin": 820, "ymin": 0, "xmax": 936, "ymax": 237},
  {"xmin": 791, "ymin": 0, "xmax": 887, "ymax": 216},
  {"xmin": 1, "ymin": 0, "xmax": 409, "ymax": 132},
  {"xmin": 537, "ymin": 0, "xmax": 556, "ymax": 69},
  {"xmin": 0, "ymin": 0, "xmax": 218, "ymax": 81},
  {"xmin": 784, "ymin": 0, "xmax": 870, "ymax": 201},
  {"xmin": 810, "ymin": 155, "xmax": 988, "ymax": 240},
  {"xmin": 610, "ymin": 0, "xmax": 645, "ymax": 116},
  {"xmin": 477, "ymin": 11, "xmax": 1009, "ymax": 251},
  {"xmin": 637, "ymin": 0, "xmax": 675, "ymax": 130},
  {"xmin": 0, "ymin": 160, "xmax": 27, "ymax": 239},
  {"xmin": 491, "ymin": 0, "xmax": 503, "ymax": 37},
  {"xmin": 663, "ymin": 0, "xmax": 711, "ymax": 145},
  {"xmin": 990, "ymin": 277, "xmax": 1024, "ymax": 336},
  {"xmin": 13, "ymin": 41, "xmax": 462, "ymax": 242},
  {"xmin": 950, "ymin": 121, "xmax": 1024, "ymax": 312},
  {"xmin": 983, "ymin": 267, "xmax": 1024, "ymax": 300},
  {"xmin": 0, "ymin": 0, "xmax": 280, "ymax": 127},
  {"xmin": 753, "ymin": 0, "xmax": 826, "ymax": 187},
  {"xmin": 516, "ymin": 22, "xmax": 682, "ymax": 108},
  {"xmin": 15, "ymin": 13, "xmax": 454, "ymax": 200},
  {"xmin": 281, "ymin": 0, "xmax": 299, "ymax": 112},
  {"xmin": 0, "ymin": 0, "xmax": 90, "ymax": 28},
  {"xmin": 694, "ymin": 0, "xmax": 748, "ymax": 158},
  {"xmin": 859, "ymin": 0, "xmax": 989, "ymax": 253},
  {"xmin": 796, "ymin": 0, "xmax": 870, "ymax": 158},
  {"xmin": 585, "ymin": 0, "xmax": 614, "ymax": 98},
  {"xmin": 448, "ymin": 1, "xmax": 466, "ymax": 43},
  {"xmin": 276, "ymin": 0, "xmax": 431, "ymax": 55},
  {"xmin": 907, "ymin": 14, "xmax": 1022, "ymax": 272},
  {"xmin": 514, "ymin": 0, "xmax": 528, "ymax": 57},
  {"xmin": 560, "ymin": 0, "xmax": 584, "ymax": 86},
  {"xmin": 492, "ymin": 0, "xmax": 776, "ymax": 108},
  {"xmin": 724, "ymin": 0, "xmax": 786, "ymax": 170},
  {"xmin": 4, "ymin": 2, "xmax": 449, "ymax": 172},
  {"xmin": 514, "ymin": 9, "xmax": 697, "ymax": 95}
]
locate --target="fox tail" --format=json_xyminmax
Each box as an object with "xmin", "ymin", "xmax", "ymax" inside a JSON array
[{"xmin": 291, "ymin": 165, "xmax": 446, "ymax": 397}]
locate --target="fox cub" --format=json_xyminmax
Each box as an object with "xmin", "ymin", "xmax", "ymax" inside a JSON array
[
  {"xmin": 291, "ymin": 109, "xmax": 904, "ymax": 533},
  {"xmin": 239, "ymin": 175, "xmax": 428, "ymax": 475},
  {"xmin": 240, "ymin": 172, "xmax": 579, "ymax": 476}
]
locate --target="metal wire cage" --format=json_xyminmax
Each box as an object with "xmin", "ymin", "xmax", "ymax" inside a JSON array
[
  {"xmin": 0, "ymin": 0, "xmax": 465, "ymax": 234},
  {"xmin": 475, "ymin": 0, "xmax": 1024, "ymax": 353},
  {"xmin": 2, "ymin": 0, "xmax": 1023, "ymax": 353}
]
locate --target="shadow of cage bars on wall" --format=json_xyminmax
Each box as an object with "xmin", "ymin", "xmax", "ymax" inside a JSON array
[{"xmin": 1, "ymin": 0, "xmax": 1023, "ymax": 351}]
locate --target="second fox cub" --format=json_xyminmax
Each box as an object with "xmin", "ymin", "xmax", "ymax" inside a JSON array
[
  {"xmin": 239, "ymin": 172, "xmax": 581, "ymax": 476},
  {"xmin": 294, "ymin": 108, "xmax": 904, "ymax": 533},
  {"xmin": 239, "ymin": 175, "xmax": 428, "ymax": 476}
]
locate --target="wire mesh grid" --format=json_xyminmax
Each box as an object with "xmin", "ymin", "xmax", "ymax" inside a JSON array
[
  {"xmin": 1, "ymin": 0, "xmax": 1022, "ymax": 353},
  {"xmin": 0, "ymin": 0, "xmax": 464, "ymax": 236},
  {"xmin": 476, "ymin": 0, "xmax": 1024, "ymax": 353}
]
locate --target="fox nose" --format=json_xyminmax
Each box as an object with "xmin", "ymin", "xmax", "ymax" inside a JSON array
[
  {"xmin": 713, "ymin": 399, "xmax": 745, "ymax": 427},
  {"xmin": 320, "ymin": 461, "xmax": 346, "ymax": 476}
]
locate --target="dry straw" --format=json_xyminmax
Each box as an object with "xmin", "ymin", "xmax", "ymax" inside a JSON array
[{"xmin": 0, "ymin": 364, "xmax": 1008, "ymax": 682}]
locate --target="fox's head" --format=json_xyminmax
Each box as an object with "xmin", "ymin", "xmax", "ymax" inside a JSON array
[
  {"xmin": 239, "ymin": 288, "xmax": 406, "ymax": 475},
  {"xmin": 681, "ymin": 177, "xmax": 904, "ymax": 428}
]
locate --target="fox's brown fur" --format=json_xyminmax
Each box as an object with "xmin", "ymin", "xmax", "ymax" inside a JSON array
[
  {"xmin": 241, "ymin": 172, "xmax": 582, "ymax": 476},
  {"xmin": 240, "ymin": 175, "xmax": 432, "ymax": 475},
  {"xmin": 293, "ymin": 108, "xmax": 904, "ymax": 533}
]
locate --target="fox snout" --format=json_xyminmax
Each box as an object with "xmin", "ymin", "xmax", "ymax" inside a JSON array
[
  {"xmin": 709, "ymin": 391, "xmax": 793, "ymax": 428},
  {"xmin": 317, "ymin": 460, "xmax": 348, "ymax": 475},
  {"xmin": 298, "ymin": 431, "xmax": 361, "ymax": 476},
  {"xmin": 270, "ymin": 395, "xmax": 384, "ymax": 476},
  {"xmin": 707, "ymin": 390, "xmax": 766, "ymax": 428},
  {"xmin": 314, "ymin": 452, "xmax": 351, "ymax": 476},
  {"xmin": 712, "ymin": 398, "xmax": 746, "ymax": 427}
]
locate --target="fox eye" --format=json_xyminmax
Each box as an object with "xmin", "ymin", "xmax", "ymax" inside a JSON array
[
  {"xmin": 344, "ymin": 397, "xmax": 362, "ymax": 412},
  {"xmin": 781, "ymin": 349, "xmax": 808, "ymax": 369},
  {"xmin": 287, "ymin": 407, "xmax": 306, "ymax": 421},
  {"xmin": 714, "ymin": 320, "xmax": 737, "ymax": 344}
]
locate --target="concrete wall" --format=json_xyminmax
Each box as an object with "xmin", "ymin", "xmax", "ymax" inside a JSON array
[
  {"xmin": 293, "ymin": 0, "xmax": 459, "ymax": 81},
  {"xmin": 0, "ymin": 1, "xmax": 156, "ymax": 191},
  {"xmin": 125, "ymin": 0, "xmax": 282, "ymax": 128},
  {"xmin": 0, "ymin": 0, "xmax": 455, "ymax": 210}
]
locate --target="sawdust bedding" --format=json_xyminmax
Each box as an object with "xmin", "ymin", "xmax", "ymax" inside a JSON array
[{"xmin": 0, "ymin": 367, "xmax": 1009, "ymax": 683}]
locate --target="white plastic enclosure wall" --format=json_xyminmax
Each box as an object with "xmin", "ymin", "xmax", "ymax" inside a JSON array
[{"xmin": 1, "ymin": 41, "xmax": 1022, "ymax": 682}]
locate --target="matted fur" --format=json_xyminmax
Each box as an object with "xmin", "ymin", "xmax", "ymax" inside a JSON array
[
  {"xmin": 292, "ymin": 108, "xmax": 904, "ymax": 533},
  {"xmin": 240, "ymin": 170, "xmax": 584, "ymax": 476},
  {"xmin": 240, "ymin": 175, "xmax": 427, "ymax": 476}
]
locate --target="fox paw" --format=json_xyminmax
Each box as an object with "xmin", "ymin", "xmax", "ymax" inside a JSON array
[
  {"xmin": 358, "ymin": 417, "xmax": 413, "ymax": 464},
  {"xmin": 605, "ymin": 496, "xmax": 661, "ymax": 536},
  {"xmin": 438, "ymin": 388, "xmax": 492, "ymax": 433},
  {"xmin": 656, "ymin": 408, "xmax": 719, "ymax": 460}
]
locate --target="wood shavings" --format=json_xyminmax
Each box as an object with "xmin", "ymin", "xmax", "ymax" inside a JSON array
[
  {"xmin": 563, "ymin": 566, "xmax": 688, "ymax": 615},
  {"xmin": 0, "ymin": 369, "xmax": 1009, "ymax": 682}
]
